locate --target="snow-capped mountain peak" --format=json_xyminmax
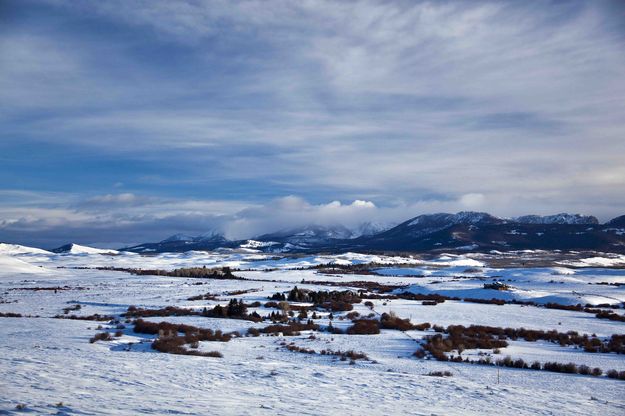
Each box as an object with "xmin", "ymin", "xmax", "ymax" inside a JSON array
[
  {"xmin": 52, "ymin": 243, "xmax": 119, "ymax": 255},
  {"xmin": 513, "ymin": 213, "xmax": 599, "ymax": 225},
  {"xmin": 161, "ymin": 234, "xmax": 195, "ymax": 243},
  {"xmin": 352, "ymin": 221, "xmax": 393, "ymax": 238},
  {"xmin": 196, "ymin": 231, "xmax": 227, "ymax": 242}
]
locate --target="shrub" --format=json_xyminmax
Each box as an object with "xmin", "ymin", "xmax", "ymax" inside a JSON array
[
  {"xmin": 0, "ymin": 312, "xmax": 22, "ymax": 318},
  {"xmin": 606, "ymin": 370, "xmax": 625, "ymax": 380},
  {"xmin": 247, "ymin": 327, "xmax": 261, "ymax": 337},
  {"xmin": 187, "ymin": 292, "xmax": 218, "ymax": 301},
  {"xmin": 346, "ymin": 311, "xmax": 360, "ymax": 320},
  {"xmin": 413, "ymin": 349, "xmax": 426, "ymax": 359},
  {"xmin": 260, "ymin": 321, "xmax": 319, "ymax": 336},
  {"xmin": 56, "ymin": 314, "xmax": 114, "ymax": 321},
  {"xmin": 152, "ymin": 335, "xmax": 224, "ymax": 357},
  {"xmin": 414, "ymin": 322, "xmax": 431, "ymax": 331},
  {"xmin": 346, "ymin": 319, "xmax": 380, "ymax": 335},
  {"xmin": 543, "ymin": 362, "xmax": 578, "ymax": 374},
  {"xmin": 90, "ymin": 332, "xmax": 113, "ymax": 343},
  {"xmin": 380, "ymin": 312, "xmax": 416, "ymax": 331},
  {"xmin": 607, "ymin": 369, "xmax": 619, "ymax": 379},
  {"xmin": 133, "ymin": 319, "xmax": 234, "ymax": 341},
  {"xmin": 126, "ymin": 301, "xmax": 262, "ymax": 322},
  {"xmin": 427, "ymin": 371, "xmax": 453, "ymax": 377},
  {"xmin": 286, "ymin": 343, "xmax": 316, "ymax": 354}
]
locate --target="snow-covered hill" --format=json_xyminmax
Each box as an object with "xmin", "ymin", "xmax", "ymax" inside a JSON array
[
  {"xmin": 0, "ymin": 243, "xmax": 52, "ymax": 256},
  {"xmin": 52, "ymin": 243, "xmax": 119, "ymax": 255},
  {"xmin": 0, "ymin": 254, "xmax": 48, "ymax": 274}
]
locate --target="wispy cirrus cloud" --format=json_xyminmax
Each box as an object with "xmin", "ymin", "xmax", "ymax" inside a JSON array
[{"xmin": 1, "ymin": 0, "xmax": 624, "ymax": 246}]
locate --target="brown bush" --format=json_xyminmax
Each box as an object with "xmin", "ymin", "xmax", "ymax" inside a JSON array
[
  {"xmin": 345, "ymin": 311, "xmax": 360, "ymax": 320},
  {"xmin": 90, "ymin": 332, "xmax": 113, "ymax": 343},
  {"xmin": 126, "ymin": 300, "xmax": 263, "ymax": 322},
  {"xmin": 285, "ymin": 343, "xmax": 315, "ymax": 354},
  {"xmin": 380, "ymin": 312, "xmax": 416, "ymax": 331},
  {"xmin": 57, "ymin": 314, "xmax": 114, "ymax": 321},
  {"xmin": 152, "ymin": 336, "xmax": 223, "ymax": 357},
  {"xmin": 320, "ymin": 349, "xmax": 369, "ymax": 361},
  {"xmin": 133, "ymin": 319, "xmax": 234, "ymax": 342},
  {"xmin": 347, "ymin": 319, "xmax": 380, "ymax": 335},
  {"xmin": 413, "ymin": 349, "xmax": 426, "ymax": 359},
  {"xmin": 606, "ymin": 370, "xmax": 625, "ymax": 380},
  {"xmin": 247, "ymin": 327, "xmax": 261, "ymax": 337},
  {"xmin": 427, "ymin": 371, "xmax": 452, "ymax": 377},
  {"xmin": 260, "ymin": 320, "xmax": 319, "ymax": 336},
  {"xmin": 542, "ymin": 361, "xmax": 578, "ymax": 374},
  {"xmin": 62, "ymin": 304, "xmax": 82, "ymax": 314},
  {"xmin": 0, "ymin": 312, "xmax": 22, "ymax": 318},
  {"xmin": 187, "ymin": 292, "xmax": 218, "ymax": 301}
]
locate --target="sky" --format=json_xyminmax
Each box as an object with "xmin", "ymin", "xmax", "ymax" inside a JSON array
[{"xmin": 1, "ymin": 0, "xmax": 625, "ymax": 248}]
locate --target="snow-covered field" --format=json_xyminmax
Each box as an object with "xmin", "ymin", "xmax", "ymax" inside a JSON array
[{"xmin": 1, "ymin": 244, "xmax": 624, "ymax": 415}]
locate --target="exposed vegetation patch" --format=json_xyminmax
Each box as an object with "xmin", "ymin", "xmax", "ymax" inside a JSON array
[
  {"xmin": 133, "ymin": 319, "xmax": 235, "ymax": 341},
  {"xmin": 125, "ymin": 299, "xmax": 263, "ymax": 322},
  {"xmin": 10, "ymin": 286, "xmax": 88, "ymax": 291},
  {"xmin": 380, "ymin": 312, "xmax": 431, "ymax": 332},
  {"xmin": 55, "ymin": 314, "xmax": 114, "ymax": 321},
  {"xmin": 414, "ymin": 323, "xmax": 625, "ymax": 378},
  {"xmin": 483, "ymin": 282, "xmax": 512, "ymax": 291},
  {"xmin": 87, "ymin": 266, "xmax": 242, "ymax": 279},
  {"xmin": 259, "ymin": 321, "xmax": 319, "ymax": 336},
  {"xmin": 152, "ymin": 335, "xmax": 224, "ymax": 358},
  {"xmin": 187, "ymin": 292, "xmax": 218, "ymax": 301},
  {"xmin": 346, "ymin": 319, "xmax": 381, "ymax": 335},
  {"xmin": 62, "ymin": 304, "xmax": 82, "ymax": 314},
  {"xmin": 282, "ymin": 341, "xmax": 370, "ymax": 362},
  {"xmin": 270, "ymin": 287, "xmax": 361, "ymax": 312},
  {"xmin": 426, "ymin": 371, "xmax": 453, "ymax": 377},
  {"xmin": 89, "ymin": 332, "xmax": 113, "ymax": 343},
  {"xmin": 0, "ymin": 312, "xmax": 23, "ymax": 318}
]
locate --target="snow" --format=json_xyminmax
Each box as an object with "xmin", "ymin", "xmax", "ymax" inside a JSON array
[
  {"xmin": 60, "ymin": 243, "xmax": 120, "ymax": 255},
  {"xmin": 161, "ymin": 233, "xmax": 195, "ymax": 243},
  {"xmin": 1, "ymin": 248, "xmax": 624, "ymax": 414},
  {"xmin": 0, "ymin": 254, "xmax": 51, "ymax": 275},
  {"xmin": 514, "ymin": 213, "xmax": 599, "ymax": 225},
  {"xmin": 567, "ymin": 256, "xmax": 625, "ymax": 267},
  {"xmin": 240, "ymin": 240, "xmax": 279, "ymax": 249},
  {"xmin": 0, "ymin": 243, "xmax": 52, "ymax": 256}
]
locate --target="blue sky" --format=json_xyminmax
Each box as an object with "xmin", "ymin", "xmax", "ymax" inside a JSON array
[{"xmin": 1, "ymin": 0, "xmax": 625, "ymax": 248}]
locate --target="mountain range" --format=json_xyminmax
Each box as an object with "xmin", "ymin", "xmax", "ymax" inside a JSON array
[{"xmin": 116, "ymin": 212, "xmax": 625, "ymax": 254}]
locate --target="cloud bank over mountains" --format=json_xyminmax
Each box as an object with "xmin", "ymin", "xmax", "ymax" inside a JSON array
[{"xmin": 0, "ymin": 191, "xmax": 621, "ymax": 248}]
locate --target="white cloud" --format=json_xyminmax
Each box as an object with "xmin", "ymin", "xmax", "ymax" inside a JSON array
[{"xmin": 1, "ymin": 1, "xmax": 624, "ymax": 246}]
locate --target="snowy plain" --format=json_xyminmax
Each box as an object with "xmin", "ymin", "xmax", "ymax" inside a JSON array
[{"xmin": 0, "ymin": 244, "xmax": 624, "ymax": 415}]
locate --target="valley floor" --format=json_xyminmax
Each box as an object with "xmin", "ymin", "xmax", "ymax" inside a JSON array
[{"xmin": 1, "ymin": 247, "xmax": 624, "ymax": 415}]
